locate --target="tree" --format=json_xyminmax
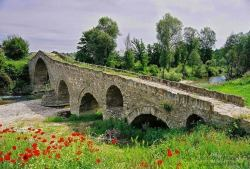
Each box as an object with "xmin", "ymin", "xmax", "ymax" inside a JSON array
[
  {"xmin": 0, "ymin": 50, "xmax": 5, "ymax": 70},
  {"xmin": 156, "ymin": 13, "xmax": 182, "ymax": 71},
  {"xmin": 106, "ymin": 51, "xmax": 120, "ymax": 68},
  {"xmin": 131, "ymin": 38, "xmax": 146, "ymax": 63},
  {"xmin": 147, "ymin": 43, "xmax": 161, "ymax": 66},
  {"xmin": 76, "ymin": 17, "xmax": 119, "ymax": 65},
  {"xmin": 124, "ymin": 50, "xmax": 135, "ymax": 70},
  {"xmin": 96, "ymin": 17, "xmax": 119, "ymax": 39},
  {"xmin": 2, "ymin": 36, "xmax": 29, "ymax": 60},
  {"xmin": 182, "ymin": 27, "xmax": 200, "ymax": 76},
  {"xmin": 200, "ymin": 27, "xmax": 216, "ymax": 63}
]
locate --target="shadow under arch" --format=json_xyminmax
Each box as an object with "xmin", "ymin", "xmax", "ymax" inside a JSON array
[
  {"xmin": 34, "ymin": 58, "xmax": 50, "ymax": 91},
  {"xmin": 131, "ymin": 114, "xmax": 169, "ymax": 129},
  {"xmin": 106, "ymin": 85, "xmax": 123, "ymax": 118},
  {"xmin": 57, "ymin": 80, "xmax": 70, "ymax": 106},
  {"xmin": 79, "ymin": 93, "xmax": 99, "ymax": 114},
  {"xmin": 186, "ymin": 114, "xmax": 205, "ymax": 129}
]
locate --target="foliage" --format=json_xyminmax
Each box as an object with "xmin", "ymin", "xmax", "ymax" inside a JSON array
[
  {"xmin": 162, "ymin": 103, "xmax": 173, "ymax": 112},
  {"xmin": 2, "ymin": 36, "xmax": 29, "ymax": 60},
  {"xmin": 46, "ymin": 113, "xmax": 103, "ymax": 123},
  {"xmin": 123, "ymin": 50, "xmax": 135, "ymax": 70},
  {"xmin": 76, "ymin": 17, "xmax": 119, "ymax": 65},
  {"xmin": 147, "ymin": 64, "xmax": 160, "ymax": 76},
  {"xmin": 163, "ymin": 70, "xmax": 182, "ymax": 82},
  {"xmin": 227, "ymin": 120, "xmax": 247, "ymax": 138},
  {"xmin": 0, "ymin": 50, "xmax": 5, "ymax": 70},
  {"xmin": 200, "ymin": 27, "xmax": 216, "ymax": 63}
]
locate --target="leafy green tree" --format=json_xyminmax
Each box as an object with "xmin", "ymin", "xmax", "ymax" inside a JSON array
[
  {"xmin": 147, "ymin": 43, "xmax": 161, "ymax": 66},
  {"xmin": 76, "ymin": 17, "xmax": 119, "ymax": 65},
  {"xmin": 106, "ymin": 51, "xmax": 120, "ymax": 68},
  {"xmin": 96, "ymin": 17, "xmax": 119, "ymax": 39},
  {"xmin": 131, "ymin": 38, "xmax": 146, "ymax": 63},
  {"xmin": 182, "ymin": 27, "xmax": 200, "ymax": 76},
  {"xmin": 200, "ymin": 27, "xmax": 216, "ymax": 63},
  {"xmin": 2, "ymin": 36, "xmax": 29, "ymax": 60},
  {"xmin": 0, "ymin": 50, "xmax": 5, "ymax": 70},
  {"xmin": 156, "ymin": 13, "xmax": 182, "ymax": 72},
  {"xmin": 156, "ymin": 13, "xmax": 183, "ymax": 50},
  {"xmin": 141, "ymin": 52, "xmax": 149, "ymax": 70},
  {"xmin": 124, "ymin": 50, "xmax": 135, "ymax": 70}
]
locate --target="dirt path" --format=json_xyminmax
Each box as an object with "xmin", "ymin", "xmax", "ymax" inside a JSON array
[{"xmin": 0, "ymin": 99, "xmax": 67, "ymax": 126}]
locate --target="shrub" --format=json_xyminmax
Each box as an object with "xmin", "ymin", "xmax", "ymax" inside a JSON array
[
  {"xmin": 227, "ymin": 120, "xmax": 247, "ymax": 138},
  {"xmin": 147, "ymin": 64, "xmax": 160, "ymax": 76},
  {"xmin": 193, "ymin": 65, "xmax": 207, "ymax": 78},
  {"xmin": 0, "ymin": 50, "xmax": 5, "ymax": 70},
  {"xmin": 2, "ymin": 35, "xmax": 29, "ymax": 60},
  {"xmin": 162, "ymin": 103, "xmax": 173, "ymax": 112},
  {"xmin": 163, "ymin": 70, "xmax": 182, "ymax": 82}
]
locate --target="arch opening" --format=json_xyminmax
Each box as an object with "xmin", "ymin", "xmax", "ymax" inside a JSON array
[
  {"xmin": 106, "ymin": 85, "xmax": 123, "ymax": 117},
  {"xmin": 57, "ymin": 80, "xmax": 70, "ymax": 106},
  {"xmin": 186, "ymin": 114, "xmax": 205, "ymax": 129},
  {"xmin": 131, "ymin": 114, "xmax": 168, "ymax": 129},
  {"xmin": 106, "ymin": 85, "xmax": 123, "ymax": 108},
  {"xmin": 34, "ymin": 58, "xmax": 50, "ymax": 91},
  {"xmin": 80, "ymin": 93, "xmax": 99, "ymax": 113}
]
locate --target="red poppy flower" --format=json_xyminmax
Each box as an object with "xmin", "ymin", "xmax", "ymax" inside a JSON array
[
  {"xmin": 0, "ymin": 157, "xmax": 3, "ymax": 162},
  {"xmin": 32, "ymin": 143, "xmax": 38, "ymax": 149},
  {"xmin": 96, "ymin": 158, "xmax": 101, "ymax": 164},
  {"xmin": 33, "ymin": 149, "xmax": 40, "ymax": 157},
  {"xmin": 51, "ymin": 135, "xmax": 56, "ymax": 138},
  {"xmin": 50, "ymin": 140, "xmax": 55, "ymax": 144},
  {"xmin": 4, "ymin": 153, "xmax": 11, "ymax": 161},
  {"xmin": 111, "ymin": 138, "xmax": 118, "ymax": 145},
  {"xmin": 12, "ymin": 146, "xmax": 17, "ymax": 150},
  {"xmin": 42, "ymin": 139, "xmax": 47, "ymax": 143},
  {"xmin": 167, "ymin": 149, "xmax": 173, "ymax": 157},
  {"xmin": 22, "ymin": 154, "xmax": 29, "ymax": 162},
  {"xmin": 156, "ymin": 159, "xmax": 163, "ymax": 166}
]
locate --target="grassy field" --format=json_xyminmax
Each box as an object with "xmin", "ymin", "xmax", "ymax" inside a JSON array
[
  {"xmin": 0, "ymin": 113, "xmax": 249, "ymax": 169},
  {"xmin": 192, "ymin": 75, "xmax": 250, "ymax": 107}
]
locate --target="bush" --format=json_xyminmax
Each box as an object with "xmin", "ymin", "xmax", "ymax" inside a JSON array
[
  {"xmin": 193, "ymin": 65, "xmax": 207, "ymax": 78},
  {"xmin": 0, "ymin": 71, "xmax": 12, "ymax": 95},
  {"xmin": 0, "ymin": 50, "xmax": 5, "ymax": 70},
  {"xmin": 147, "ymin": 64, "xmax": 160, "ymax": 76},
  {"xmin": 163, "ymin": 70, "xmax": 182, "ymax": 82},
  {"xmin": 2, "ymin": 35, "xmax": 29, "ymax": 60}
]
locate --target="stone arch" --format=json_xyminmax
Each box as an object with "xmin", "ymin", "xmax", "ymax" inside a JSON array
[
  {"xmin": 127, "ymin": 106, "xmax": 170, "ymax": 128},
  {"xmin": 131, "ymin": 114, "xmax": 168, "ymax": 128},
  {"xmin": 106, "ymin": 85, "xmax": 123, "ymax": 118},
  {"xmin": 34, "ymin": 58, "xmax": 50, "ymax": 91},
  {"xmin": 79, "ymin": 93, "xmax": 99, "ymax": 113},
  {"xmin": 106, "ymin": 85, "xmax": 123, "ymax": 108},
  {"xmin": 186, "ymin": 114, "xmax": 205, "ymax": 129},
  {"xmin": 57, "ymin": 80, "xmax": 70, "ymax": 106}
]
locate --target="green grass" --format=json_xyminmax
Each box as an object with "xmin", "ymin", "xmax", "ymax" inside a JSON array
[
  {"xmin": 1, "ymin": 117, "xmax": 249, "ymax": 169},
  {"xmin": 198, "ymin": 75, "xmax": 250, "ymax": 107}
]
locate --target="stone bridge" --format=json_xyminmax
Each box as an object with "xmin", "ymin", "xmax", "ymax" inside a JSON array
[{"xmin": 29, "ymin": 51, "xmax": 250, "ymax": 131}]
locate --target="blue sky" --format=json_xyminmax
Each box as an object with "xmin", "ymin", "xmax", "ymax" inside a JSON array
[{"xmin": 0, "ymin": 0, "xmax": 249, "ymax": 52}]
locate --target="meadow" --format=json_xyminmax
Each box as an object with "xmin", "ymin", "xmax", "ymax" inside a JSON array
[{"xmin": 0, "ymin": 112, "xmax": 249, "ymax": 169}]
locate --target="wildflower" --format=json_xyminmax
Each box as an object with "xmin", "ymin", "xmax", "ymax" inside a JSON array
[
  {"xmin": 111, "ymin": 138, "xmax": 118, "ymax": 145},
  {"xmin": 22, "ymin": 154, "xmax": 29, "ymax": 162},
  {"xmin": 10, "ymin": 159, "xmax": 16, "ymax": 163},
  {"xmin": 96, "ymin": 158, "xmax": 101, "ymax": 164},
  {"xmin": 156, "ymin": 159, "xmax": 163, "ymax": 166},
  {"xmin": 51, "ymin": 135, "xmax": 56, "ymax": 138},
  {"xmin": 0, "ymin": 157, "xmax": 3, "ymax": 162},
  {"xmin": 167, "ymin": 149, "xmax": 172, "ymax": 157},
  {"xmin": 42, "ymin": 139, "xmax": 47, "ymax": 143},
  {"xmin": 55, "ymin": 153, "xmax": 61, "ymax": 159},
  {"xmin": 4, "ymin": 153, "xmax": 11, "ymax": 161},
  {"xmin": 32, "ymin": 143, "xmax": 38, "ymax": 149},
  {"xmin": 175, "ymin": 149, "xmax": 180, "ymax": 155},
  {"xmin": 33, "ymin": 149, "xmax": 40, "ymax": 157},
  {"xmin": 12, "ymin": 146, "xmax": 17, "ymax": 150}
]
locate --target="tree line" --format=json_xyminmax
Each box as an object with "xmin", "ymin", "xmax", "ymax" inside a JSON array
[{"xmin": 75, "ymin": 13, "xmax": 250, "ymax": 81}]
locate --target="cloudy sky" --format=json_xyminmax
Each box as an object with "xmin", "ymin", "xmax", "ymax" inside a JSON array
[{"xmin": 0, "ymin": 0, "xmax": 249, "ymax": 52}]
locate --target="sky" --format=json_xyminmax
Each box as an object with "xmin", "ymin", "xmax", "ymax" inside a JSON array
[{"xmin": 0, "ymin": 0, "xmax": 250, "ymax": 52}]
